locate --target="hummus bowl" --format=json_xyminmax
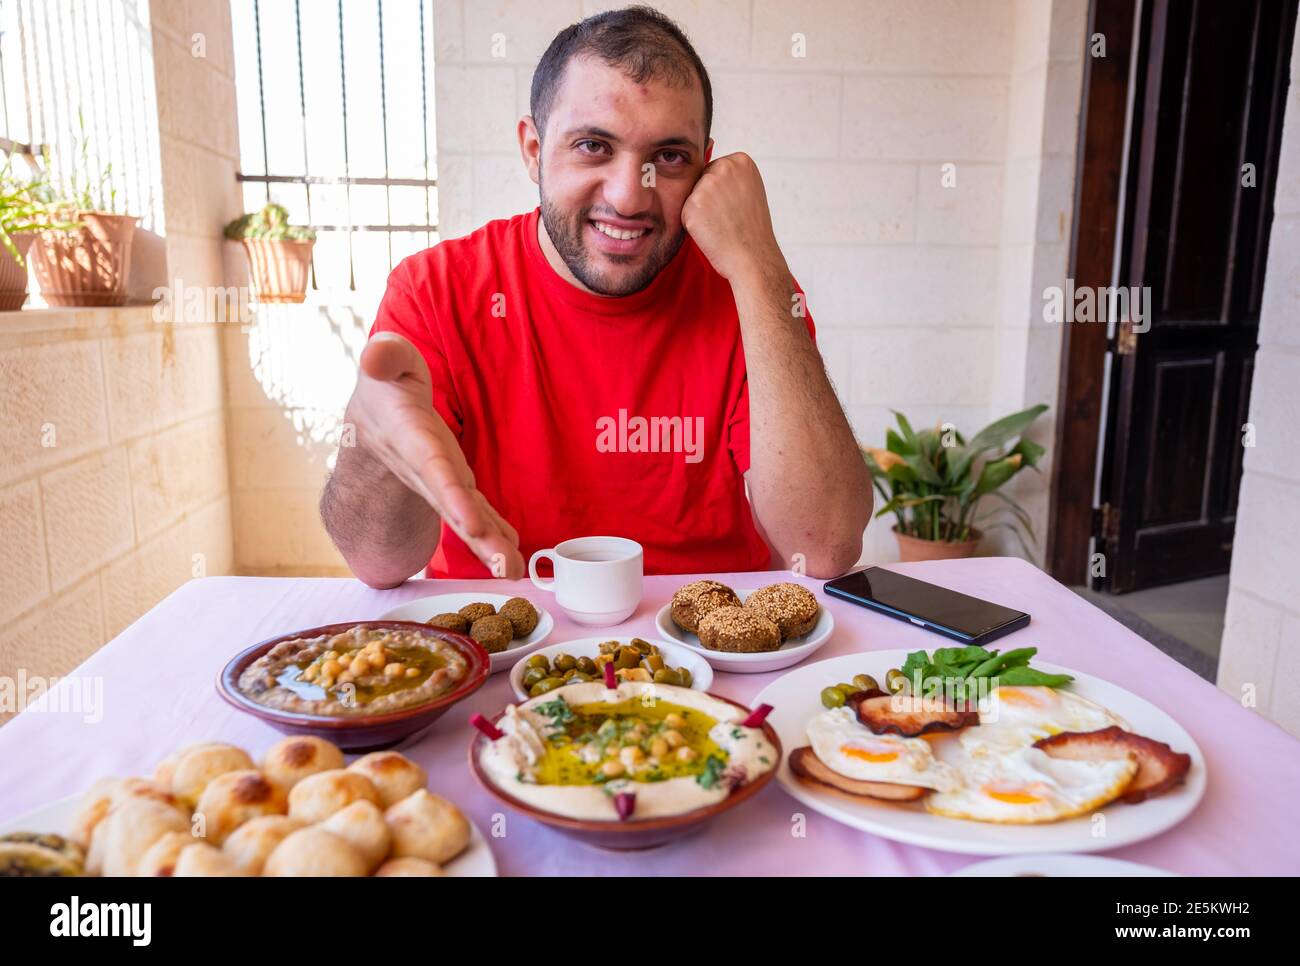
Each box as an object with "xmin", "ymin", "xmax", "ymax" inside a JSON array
[
  {"xmin": 219, "ymin": 621, "xmax": 491, "ymax": 752},
  {"xmin": 469, "ymin": 681, "xmax": 781, "ymax": 849}
]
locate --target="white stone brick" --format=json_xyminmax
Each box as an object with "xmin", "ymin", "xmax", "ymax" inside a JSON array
[
  {"xmin": 1227, "ymin": 472, "xmax": 1300, "ymax": 611},
  {"xmin": 128, "ymin": 413, "xmax": 229, "ymax": 543},
  {"xmin": 0, "ymin": 481, "xmax": 50, "ymax": 626},
  {"xmin": 434, "ymin": 0, "xmax": 466, "ymax": 62},
  {"xmin": 228, "ymin": 407, "xmax": 334, "ymax": 491},
  {"xmin": 1270, "ymin": 612, "xmax": 1300, "ymax": 737},
  {"xmin": 471, "ymin": 154, "xmax": 540, "ymax": 227},
  {"xmin": 41, "ymin": 449, "xmax": 134, "ymax": 594},
  {"xmin": 1217, "ymin": 588, "xmax": 1283, "ymax": 718},
  {"xmin": 765, "ymin": 161, "xmax": 915, "ymax": 245},
  {"xmin": 1242, "ymin": 347, "xmax": 1300, "ymax": 481},
  {"xmin": 233, "ymin": 488, "xmax": 348, "ymax": 571},
  {"xmin": 187, "ymin": 495, "xmax": 234, "ymax": 579},
  {"xmin": 103, "ymin": 331, "xmax": 163, "ymax": 443},
  {"xmin": 916, "ymin": 163, "xmax": 1003, "ymax": 246},
  {"xmin": 0, "ymin": 576, "xmax": 104, "ymax": 707},
  {"xmin": 463, "ymin": 0, "xmax": 584, "ymax": 63},
  {"xmin": 436, "ymin": 65, "xmax": 520, "ymax": 154},
  {"xmin": 751, "ymin": 0, "xmax": 1012, "ymax": 76},
  {"xmin": 101, "ymin": 520, "xmax": 192, "ymax": 641},
  {"xmin": 841, "ymin": 76, "xmax": 1009, "ymax": 163},
  {"xmin": 1259, "ymin": 215, "xmax": 1300, "ymax": 349},
  {"xmin": 581, "ymin": 0, "xmax": 753, "ymax": 67},
  {"xmin": 711, "ymin": 72, "xmax": 840, "ymax": 159},
  {"xmin": 0, "ymin": 341, "xmax": 110, "ymax": 486},
  {"xmin": 807, "ymin": 245, "xmax": 1000, "ymax": 328},
  {"xmin": 1005, "ymin": 64, "xmax": 1047, "ymax": 161},
  {"xmin": 1049, "ymin": 0, "xmax": 1089, "ymax": 63},
  {"xmin": 1041, "ymin": 60, "xmax": 1084, "ymax": 157},
  {"xmin": 850, "ymin": 327, "xmax": 994, "ymax": 406}
]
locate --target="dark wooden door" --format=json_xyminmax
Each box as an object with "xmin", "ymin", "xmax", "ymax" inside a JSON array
[{"xmin": 1102, "ymin": 0, "xmax": 1296, "ymax": 592}]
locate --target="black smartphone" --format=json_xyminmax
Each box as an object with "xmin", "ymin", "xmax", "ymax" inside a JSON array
[{"xmin": 823, "ymin": 566, "xmax": 1030, "ymax": 645}]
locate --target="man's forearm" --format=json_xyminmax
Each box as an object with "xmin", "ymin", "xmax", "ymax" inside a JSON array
[
  {"xmin": 733, "ymin": 267, "xmax": 872, "ymax": 577},
  {"xmin": 320, "ymin": 438, "xmax": 441, "ymax": 588}
]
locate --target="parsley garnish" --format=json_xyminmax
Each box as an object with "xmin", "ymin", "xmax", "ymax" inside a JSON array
[{"xmin": 696, "ymin": 754, "xmax": 727, "ymax": 790}]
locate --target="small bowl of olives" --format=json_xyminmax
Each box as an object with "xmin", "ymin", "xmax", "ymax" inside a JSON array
[{"xmin": 508, "ymin": 636, "xmax": 715, "ymax": 702}]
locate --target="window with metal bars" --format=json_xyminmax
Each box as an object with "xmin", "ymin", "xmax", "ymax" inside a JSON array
[{"xmin": 231, "ymin": 0, "xmax": 438, "ymax": 294}]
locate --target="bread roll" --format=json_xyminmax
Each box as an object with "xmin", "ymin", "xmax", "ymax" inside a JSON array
[
  {"xmin": 263, "ymin": 828, "xmax": 367, "ymax": 877},
  {"xmin": 261, "ymin": 736, "xmax": 345, "ymax": 791},
  {"xmin": 384, "ymin": 789, "xmax": 470, "ymax": 865},
  {"xmin": 347, "ymin": 751, "xmax": 427, "ymax": 808},
  {"xmin": 287, "ymin": 769, "xmax": 380, "ymax": 825},
  {"xmin": 193, "ymin": 770, "xmax": 287, "ymax": 844}
]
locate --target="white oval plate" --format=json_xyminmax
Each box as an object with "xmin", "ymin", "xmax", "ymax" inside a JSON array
[
  {"xmin": 953, "ymin": 853, "xmax": 1176, "ymax": 877},
  {"xmin": 655, "ymin": 587, "xmax": 834, "ymax": 674},
  {"xmin": 380, "ymin": 592, "xmax": 553, "ymax": 675},
  {"xmin": 507, "ymin": 636, "xmax": 714, "ymax": 702},
  {"xmin": 755, "ymin": 650, "xmax": 1206, "ymax": 856},
  {"xmin": 0, "ymin": 793, "xmax": 497, "ymax": 877}
]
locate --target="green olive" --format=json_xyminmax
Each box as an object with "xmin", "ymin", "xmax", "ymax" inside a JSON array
[
  {"xmin": 629, "ymin": 638, "xmax": 651, "ymax": 654},
  {"xmin": 820, "ymin": 686, "xmax": 847, "ymax": 709},
  {"xmin": 525, "ymin": 654, "xmax": 551, "ymax": 671},
  {"xmin": 835, "ymin": 682, "xmax": 860, "ymax": 698},
  {"xmin": 562, "ymin": 668, "xmax": 579, "ymax": 681},
  {"xmin": 678, "ymin": 668, "xmax": 693, "ymax": 688},
  {"xmin": 615, "ymin": 647, "xmax": 640, "ymax": 669},
  {"xmin": 575, "ymin": 656, "xmax": 598, "ymax": 675},
  {"xmin": 644, "ymin": 654, "xmax": 666, "ymax": 672},
  {"xmin": 653, "ymin": 668, "xmax": 683, "ymax": 686},
  {"xmin": 554, "ymin": 653, "xmax": 577, "ymax": 673},
  {"xmin": 598, "ymin": 641, "xmax": 619, "ymax": 655},
  {"xmin": 569, "ymin": 672, "xmax": 594, "ymax": 683},
  {"xmin": 522, "ymin": 667, "xmax": 547, "ymax": 688},
  {"xmin": 886, "ymin": 668, "xmax": 909, "ymax": 694},
  {"xmin": 853, "ymin": 673, "xmax": 880, "ymax": 693},
  {"xmin": 529, "ymin": 676, "xmax": 566, "ymax": 697}
]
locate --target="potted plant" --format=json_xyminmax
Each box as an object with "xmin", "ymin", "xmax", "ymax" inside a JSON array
[
  {"xmin": 0, "ymin": 156, "xmax": 67, "ymax": 310},
  {"xmin": 862, "ymin": 405, "xmax": 1048, "ymax": 562},
  {"xmin": 29, "ymin": 118, "xmax": 138, "ymax": 307},
  {"xmin": 224, "ymin": 203, "xmax": 316, "ymax": 303}
]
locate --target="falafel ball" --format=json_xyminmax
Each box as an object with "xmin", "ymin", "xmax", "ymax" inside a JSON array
[
  {"xmin": 458, "ymin": 602, "xmax": 496, "ymax": 622},
  {"xmin": 670, "ymin": 580, "xmax": 741, "ymax": 634},
  {"xmin": 498, "ymin": 597, "xmax": 538, "ymax": 638},
  {"xmin": 696, "ymin": 606, "xmax": 781, "ymax": 653},
  {"xmin": 426, "ymin": 612, "xmax": 469, "ymax": 634},
  {"xmin": 469, "ymin": 614, "xmax": 514, "ymax": 654},
  {"xmin": 744, "ymin": 583, "xmax": 820, "ymax": 639}
]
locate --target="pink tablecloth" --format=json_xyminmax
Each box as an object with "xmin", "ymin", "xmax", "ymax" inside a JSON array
[{"xmin": 3, "ymin": 557, "xmax": 1297, "ymax": 875}]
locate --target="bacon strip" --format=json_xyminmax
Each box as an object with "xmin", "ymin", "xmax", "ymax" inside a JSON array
[
  {"xmin": 848, "ymin": 689, "xmax": 979, "ymax": 738},
  {"xmin": 788, "ymin": 747, "xmax": 928, "ymax": 802},
  {"xmin": 1034, "ymin": 726, "xmax": 1191, "ymax": 803}
]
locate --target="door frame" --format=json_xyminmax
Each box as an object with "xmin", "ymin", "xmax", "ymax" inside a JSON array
[{"xmin": 1046, "ymin": 0, "xmax": 1139, "ymax": 585}]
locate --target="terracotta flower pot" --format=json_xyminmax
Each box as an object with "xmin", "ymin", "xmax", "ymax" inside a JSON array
[
  {"xmin": 0, "ymin": 232, "xmax": 35, "ymax": 310},
  {"xmin": 30, "ymin": 211, "xmax": 138, "ymax": 307},
  {"xmin": 893, "ymin": 526, "xmax": 982, "ymax": 562},
  {"xmin": 242, "ymin": 237, "xmax": 314, "ymax": 303}
]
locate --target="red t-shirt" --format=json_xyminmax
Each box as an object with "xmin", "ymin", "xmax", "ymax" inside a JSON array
[{"xmin": 369, "ymin": 208, "xmax": 816, "ymax": 578}]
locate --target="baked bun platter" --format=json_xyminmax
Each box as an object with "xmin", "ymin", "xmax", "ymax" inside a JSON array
[
  {"xmin": 380, "ymin": 592, "xmax": 554, "ymax": 673},
  {"xmin": 755, "ymin": 651, "xmax": 1206, "ymax": 855},
  {"xmin": 470, "ymin": 660, "xmax": 781, "ymax": 850},
  {"xmin": 656, "ymin": 580, "xmax": 834, "ymax": 673},
  {"xmin": 0, "ymin": 737, "xmax": 495, "ymax": 877}
]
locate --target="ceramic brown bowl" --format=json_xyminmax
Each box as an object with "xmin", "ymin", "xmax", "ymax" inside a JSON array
[
  {"xmin": 469, "ymin": 690, "xmax": 782, "ymax": 850},
  {"xmin": 218, "ymin": 620, "xmax": 491, "ymax": 752}
]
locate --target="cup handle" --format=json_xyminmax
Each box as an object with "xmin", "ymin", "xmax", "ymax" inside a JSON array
[{"xmin": 528, "ymin": 549, "xmax": 558, "ymax": 592}]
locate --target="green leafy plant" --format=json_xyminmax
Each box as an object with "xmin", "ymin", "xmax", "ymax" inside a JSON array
[
  {"xmin": 0, "ymin": 156, "xmax": 69, "ymax": 265},
  {"xmin": 223, "ymin": 202, "xmax": 316, "ymax": 242},
  {"xmin": 39, "ymin": 109, "xmax": 120, "ymax": 214},
  {"xmin": 861, "ymin": 405, "xmax": 1048, "ymax": 554}
]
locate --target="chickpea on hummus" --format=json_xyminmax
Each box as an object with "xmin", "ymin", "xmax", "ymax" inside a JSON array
[
  {"xmin": 237, "ymin": 625, "xmax": 470, "ymax": 716},
  {"xmin": 479, "ymin": 682, "xmax": 777, "ymax": 821}
]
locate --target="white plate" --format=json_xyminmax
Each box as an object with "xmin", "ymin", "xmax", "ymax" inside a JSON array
[
  {"xmin": 655, "ymin": 587, "xmax": 834, "ymax": 673},
  {"xmin": 507, "ymin": 636, "xmax": 714, "ymax": 702},
  {"xmin": 0, "ymin": 793, "xmax": 498, "ymax": 877},
  {"xmin": 380, "ymin": 592, "xmax": 553, "ymax": 674},
  {"xmin": 756, "ymin": 650, "xmax": 1207, "ymax": 856},
  {"xmin": 953, "ymin": 854, "xmax": 1176, "ymax": 877}
]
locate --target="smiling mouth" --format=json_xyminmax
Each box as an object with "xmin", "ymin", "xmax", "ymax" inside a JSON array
[{"xmin": 590, "ymin": 219, "xmax": 651, "ymax": 241}]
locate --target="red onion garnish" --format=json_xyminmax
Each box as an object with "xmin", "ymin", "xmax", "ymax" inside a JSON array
[
  {"xmin": 741, "ymin": 703, "xmax": 773, "ymax": 728},
  {"xmin": 603, "ymin": 660, "xmax": 617, "ymax": 689},
  {"xmin": 470, "ymin": 712, "xmax": 504, "ymax": 741},
  {"xmin": 614, "ymin": 791, "xmax": 636, "ymax": 821}
]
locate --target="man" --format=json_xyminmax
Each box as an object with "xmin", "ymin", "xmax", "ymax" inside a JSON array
[{"xmin": 321, "ymin": 6, "xmax": 871, "ymax": 586}]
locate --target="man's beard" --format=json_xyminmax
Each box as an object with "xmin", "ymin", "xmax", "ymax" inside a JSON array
[{"xmin": 539, "ymin": 188, "xmax": 686, "ymax": 297}]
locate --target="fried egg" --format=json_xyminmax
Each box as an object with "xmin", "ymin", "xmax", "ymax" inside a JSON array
[
  {"xmin": 806, "ymin": 708, "xmax": 962, "ymax": 792},
  {"xmin": 925, "ymin": 745, "xmax": 1137, "ymax": 824},
  {"xmin": 963, "ymin": 686, "xmax": 1127, "ymax": 757}
]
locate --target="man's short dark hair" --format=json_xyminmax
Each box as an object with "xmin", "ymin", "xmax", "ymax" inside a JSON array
[{"xmin": 530, "ymin": 5, "xmax": 713, "ymax": 142}]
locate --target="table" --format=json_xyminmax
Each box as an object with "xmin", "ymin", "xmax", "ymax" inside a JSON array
[{"xmin": 3, "ymin": 557, "xmax": 1297, "ymax": 875}]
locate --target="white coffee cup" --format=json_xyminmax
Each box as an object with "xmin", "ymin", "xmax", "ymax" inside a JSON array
[{"xmin": 528, "ymin": 536, "xmax": 644, "ymax": 627}]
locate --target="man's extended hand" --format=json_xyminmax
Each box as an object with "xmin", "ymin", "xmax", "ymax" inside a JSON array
[
  {"xmin": 680, "ymin": 152, "xmax": 788, "ymax": 286},
  {"xmin": 347, "ymin": 332, "xmax": 524, "ymax": 579}
]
